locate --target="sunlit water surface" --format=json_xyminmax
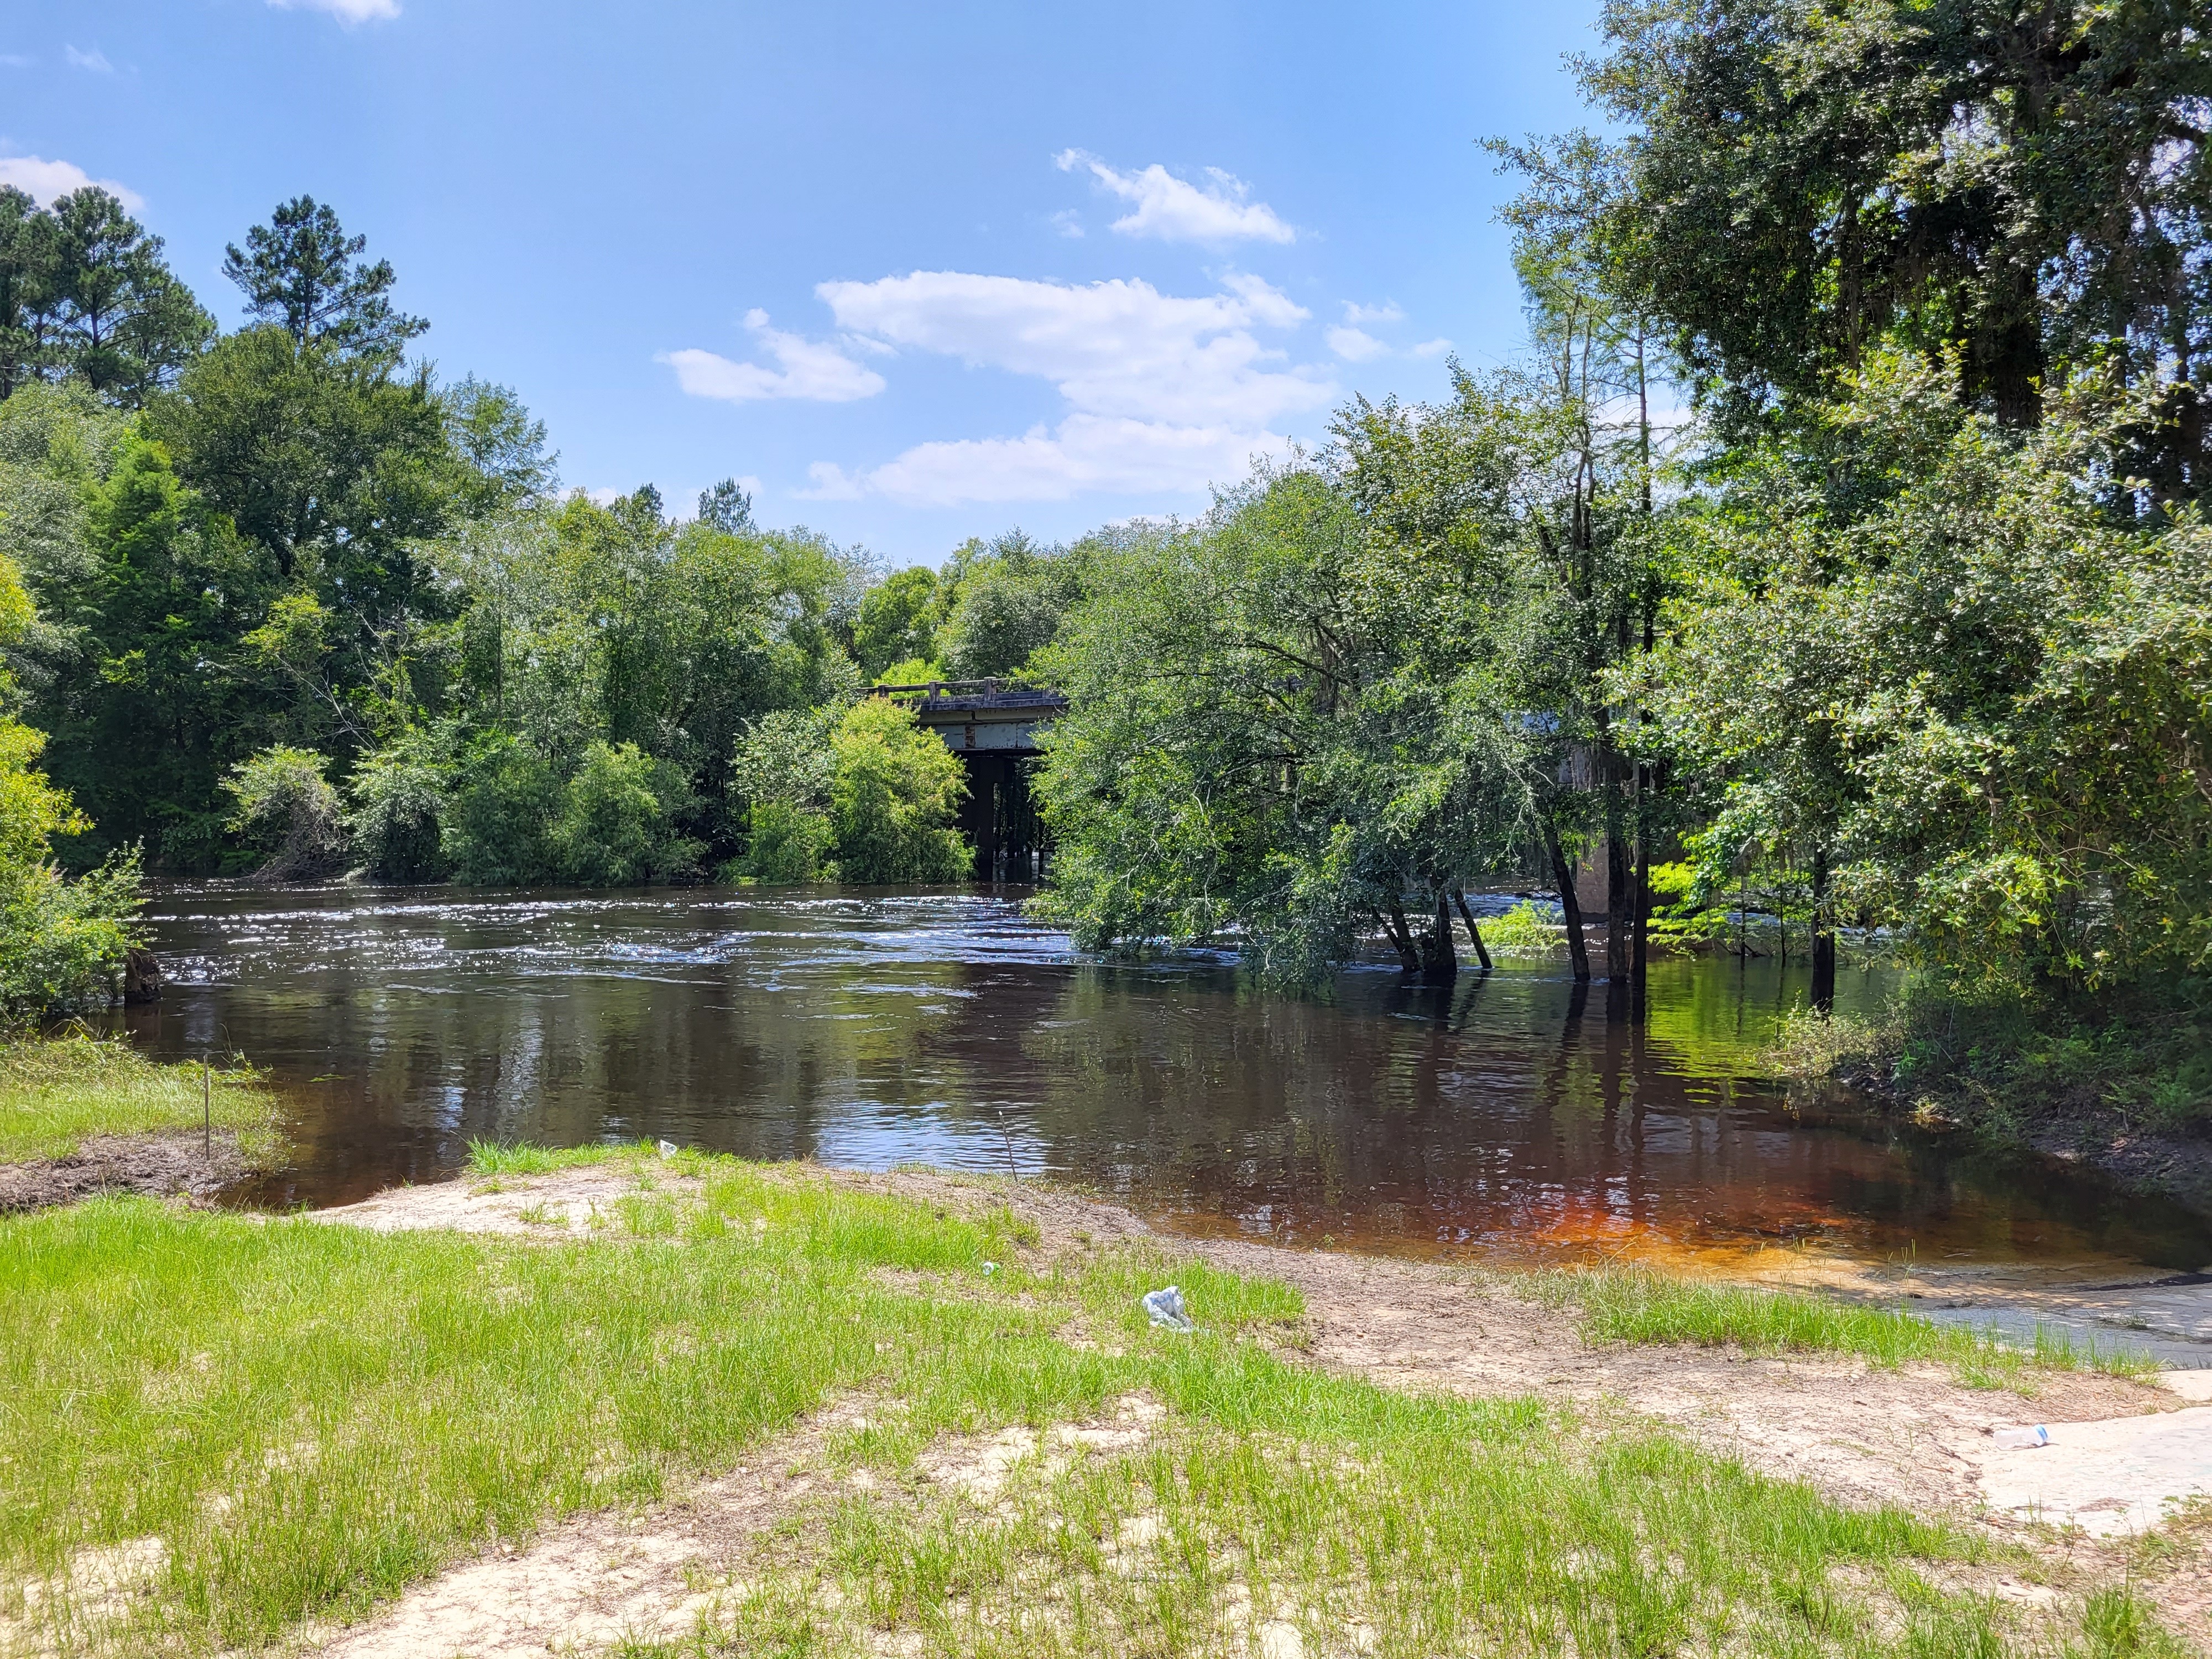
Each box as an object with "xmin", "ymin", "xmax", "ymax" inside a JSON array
[{"xmin": 107, "ymin": 883, "xmax": 2212, "ymax": 1277}]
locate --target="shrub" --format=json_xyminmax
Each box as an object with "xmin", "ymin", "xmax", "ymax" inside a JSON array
[
  {"xmin": 345, "ymin": 731, "xmax": 451, "ymax": 881},
  {"xmin": 1485, "ymin": 899, "xmax": 1565, "ymax": 958},
  {"xmin": 443, "ymin": 734, "xmax": 560, "ymax": 885},
  {"xmin": 548, "ymin": 740, "xmax": 698, "ymax": 886},
  {"xmin": 827, "ymin": 699, "xmax": 971, "ymax": 883},
  {"xmin": 223, "ymin": 746, "xmax": 347, "ymax": 882},
  {"xmin": 732, "ymin": 799, "xmax": 836, "ymax": 884},
  {"xmin": 729, "ymin": 706, "xmax": 838, "ymax": 813}
]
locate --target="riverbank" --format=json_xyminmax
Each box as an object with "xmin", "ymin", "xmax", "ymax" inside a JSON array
[
  {"xmin": 0, "ymin": 1035, "xmax": 278, "ymax": 1211},
  {"xmin": 5, "ymin": 1147, "xmax": 2208, "ymax": 1657},
  {"xmin": 1773, "ymin": 1001, "xmax": 2212, "ymax": 1224}
]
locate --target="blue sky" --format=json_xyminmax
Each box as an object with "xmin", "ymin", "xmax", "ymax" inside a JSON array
[{"xmin": 5, "ymin": 1, "xmax": 1603, "ymax": 565}]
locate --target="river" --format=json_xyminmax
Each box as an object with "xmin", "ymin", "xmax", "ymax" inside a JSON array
[{"xmin": 108, "ymin": 882, "xmax": 2212, "ymax": 1282}]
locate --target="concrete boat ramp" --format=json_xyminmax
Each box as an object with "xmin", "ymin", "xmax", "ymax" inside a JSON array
[{"xmin": 1961, "ymin": 1370, "xmax": 2212, "ymax": 1536}]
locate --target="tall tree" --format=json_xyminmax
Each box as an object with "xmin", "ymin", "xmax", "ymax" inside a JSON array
[
  {"xmin": 1579, "ymin": 0, "xmax": 2212, "ymax": 497},
  {"xmin": 49, "ymin": 189, "xmax": 215, "ymax": 404},
  {"xmin": 222, "ymin": 196, "xmax": 427, "ymax": 358},
  {"xmin": 0, "ymin": 188, "xmax": 211, "ymax": 405}
]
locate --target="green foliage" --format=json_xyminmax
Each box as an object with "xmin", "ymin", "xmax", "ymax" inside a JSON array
[
  {"xmin": 1485, "ymin": 900, "xmax": 1566, "ymax": 958},
  {"xmin": 728, "ymin": 705, "xmax": 839, "ymax": 812},
  {"xmin": 852, "ymin": 564, "xmax": 940, "ymax": 677},
  {"xmin": 936, "ymin": 530, "xmax": 1084, "ymax": 680},
  {"xmin": 1032, "ymin": 452, "xmax": 1551, "ymax": 983},
  {"xmin": 547, "ymin": 739, "xmax": 698, "ymax": 886},
  {"xmin": 1644, "ymin": 353, "xmax": 2212, "ymax": 1000},
  {"xmin": 825, "ymin": 698, "xmax": 970, "ymax": 884},
  {"xmin": 731, "ymin": 799, "xmax": 836, "ymax": 884},
  {"xmin": 0, "ymin": 185, "xmax": 214, "ymax": 405},
  {"xmin": 223, "ymin": 745, "xmax": 346, "ymax": 881},
  {"xmin": 1568, "ymin": 0, "xmax": 2212, "ymax": 494},
  {"xmin": 0, "ymin": 551, "xmax": 139, "ymax": 1016},
  {"xmin": 344, "ymin": 727, "xmax": 450, "ymax": 881},
  {"xmin": 726, "ymin": 700, "xmax": 968, "ymax": 885},
  {"xmin": 221, "ymin": 195, "xmax": 425, "ymax": 359},
  {"xmin": 441, "ymin": 733, "xmax": 559, "ymax": 885},
  {"xmin": 436, "ymin": 732, "xmax": 696, "ymax": 888}
]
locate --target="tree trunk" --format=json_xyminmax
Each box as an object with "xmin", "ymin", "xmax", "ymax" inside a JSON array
[
  {"xmin": 1419, "ymin": 892, "xmax": 1458, "ymax": 984},
  {"xmin": 1811, "ymin": 849, "xmax": 1837, "ymax": 1013},
  {"xmin": 1542, "ymin": 822, "xmax": 1592, "ymax": 982},
  {"xmin": 1631, "ymin": 833, "xmax": 1650, "ymax": 986},
  {"xmin": 1606, "ymin": 825, "xmax": 1634, "ymax": 979},
  {"xmin": 1453, "ymin": 889, "xmax": 1493, "ymax": 972},
  {"xmin": 1382, "ymin": 900, "xmax": 1421, "ymax": 973}
]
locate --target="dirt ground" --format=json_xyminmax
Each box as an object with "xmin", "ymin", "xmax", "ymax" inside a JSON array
[
  {"xmin": 293, "ymin": 1160, "xmax": 2212, "ymax": 1656},
  {"xmin": 0, "ymin": 1132, "xmax": 247, "ymax": 1213}
]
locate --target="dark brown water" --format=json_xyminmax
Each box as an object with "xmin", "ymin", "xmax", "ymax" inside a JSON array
[{"xmin": 109, "ymin": 883, "xmax": 2212, "ymax": 1276}]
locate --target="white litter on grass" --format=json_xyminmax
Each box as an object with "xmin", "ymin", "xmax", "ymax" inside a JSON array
[
  {"xmin": 1990, "ymin": 1425, "xmax": 2050, "ymax": 1449},
  {"xmin": 656, "ymin": 1140, "xmax": 679, "ymax": 1160},
  {"xmin": 980, "ymin": 1261, "xmax": 999, "ymax": 1276},
  {"xmin": 1141, "ymin": 1286, "xmax": 1194, "ymax": 1332}
]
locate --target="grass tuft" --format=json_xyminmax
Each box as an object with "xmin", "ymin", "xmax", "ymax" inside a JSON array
[{"xmin": 1531, "ymin": 1265, "xmax": 2162, "ymax": 1385}]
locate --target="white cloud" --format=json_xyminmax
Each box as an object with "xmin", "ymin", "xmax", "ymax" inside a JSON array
[
  {"xmin": 1053, "ymin": 150, "xmax": 1294, "ymax": 245},
  {"xmin": 1411, "ymin": 337, "xmax": 1454, "ymax": 359},
  {"xmin": 1343, "ymin": 301, "xmax": 1404, "ymax": 326},
  {"xmin": 659, "ymin": 309, "xmax": 886, "ymax": 404},
  {"xmin": 0, "ymin": 54, "xmax": 34, "ymax": 68},
  {"xmin": 267, "ymin": 0, "xmax": 402, "ymax": 22},
  {"xmin": 0, "ymin": 155, "xmax": 142, "ymax": 209},
  {"xmin": 836, "ymin": 416, "xmax": 1290, "ymax": 508},
  {"xmin": 804, "ymin": 269, "xmax": 1329, "ymax": 505},
  {"xmin": 818, "ymin": 270, "xmax": 1324, "ymax": 427},
  {"xmin": 64, "ymin": 45, "xmax": 112, "ymax": 71},
  {"xmin": 1050, "ymin": 209, "xmax": 1084, "ymax": 239},
  {"xmin": 1326, "ymin": 326, "xmax": 1388, "ymax": 362}
]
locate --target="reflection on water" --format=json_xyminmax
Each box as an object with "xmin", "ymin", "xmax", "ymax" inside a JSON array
[{"xmin": 109, "ymin": 883, "xmax": 2212, "ymax": 1276}]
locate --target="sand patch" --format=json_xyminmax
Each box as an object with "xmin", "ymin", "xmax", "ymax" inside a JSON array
[{"xmin": 304, "ymin": 1402, "xmax": 862, "ymax": 1659}]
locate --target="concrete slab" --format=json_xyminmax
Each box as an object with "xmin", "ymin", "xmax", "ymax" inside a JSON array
[
  {"xmin": 1918, "ymin": 1276, "xmax": 2212, "ymax": 1370},
  {"xmin": 2161, "ymin": 1369, "xmax": 2212, "ymax": 1402},
  {"xmin": 1963, "ymin": 1406, "xmax": 2212, "ymax": 1536}
]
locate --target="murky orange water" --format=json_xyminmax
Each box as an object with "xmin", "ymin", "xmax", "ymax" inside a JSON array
[{"xmin": 111, "ymin": 883, "xmax": 2212, "ymax": 1279}]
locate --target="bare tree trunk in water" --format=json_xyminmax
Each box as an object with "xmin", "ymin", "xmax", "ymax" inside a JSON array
[
  {"xmin": 1419, "ymin": 891, "xmax": 1459, "ymax": 984},
  {"xmin": 1383, "ymin": 900, "xmax": 1421, "ymax": 973},
  {"xmin": 1542, "ymin": 822, "xmax": 1592, "ymax": 982},
  {"xmin": 1453, "ymin": 889, "xmax": 1493, "ymax": 972},
  {"xmin": 1631, "ymin": 833, "xmax": 1650, "ymax": 986},
  {"xmin": 1606, "ymin": 821, "xmax": 1634, "ymax": 979},
  {"xmin": 1811, "ymin": 850, "xmax": 1837, "ymax": 1013}
]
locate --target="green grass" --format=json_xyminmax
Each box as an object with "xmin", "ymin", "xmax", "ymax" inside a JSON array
[
  {"xmin": 463, "ymin": 1136, "xmax": 629, "ymax": 1177},
  {"xmin": 0, "ymin": 1034, "xmax": 278, "ymax": 1163},
  {"xmin": 1529, "ymin": 1265, "xmax": 2163, "ymax": 1388},
  {"xmin": 0, "ymin": 1152, "xmax": 2182, "ymax": 1657}
]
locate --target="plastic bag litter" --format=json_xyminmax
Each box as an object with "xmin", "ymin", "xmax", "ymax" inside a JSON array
[
  {"xmin": 1141, "ymin": 1286, "xmax": 1194, "ymax": 1332},
  {"xmin": 1991, "ymin": 1425, "xmax": 2050, "ymax": 1449},
  {"xmin": 657, "ymin": 1139, "xmax": 679, "ymax": 1160},
  {"xmin": 981, "ymin": 1261, "xmax": 1000, "ymax": 1276}
]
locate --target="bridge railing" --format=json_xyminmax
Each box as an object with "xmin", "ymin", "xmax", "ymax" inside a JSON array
[{"xmin": 869, "ymin": 679, "xmax": 1066, "ymax": 707}]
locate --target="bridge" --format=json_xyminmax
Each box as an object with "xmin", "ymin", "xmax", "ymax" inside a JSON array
[{"xmin": 870, "ymin": 680, "xmax": 1068, "ymax": 879}]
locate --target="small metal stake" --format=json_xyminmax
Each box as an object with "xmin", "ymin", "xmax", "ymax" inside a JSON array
[{"xmin": 202, "ymin": 1058, "xmax": 211, "ymax": 1157}]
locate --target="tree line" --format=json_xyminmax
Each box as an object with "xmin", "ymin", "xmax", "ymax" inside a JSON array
[{"xmin": 1, "ymin": 0, "xmax": 2206, "ymax": 1051}]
